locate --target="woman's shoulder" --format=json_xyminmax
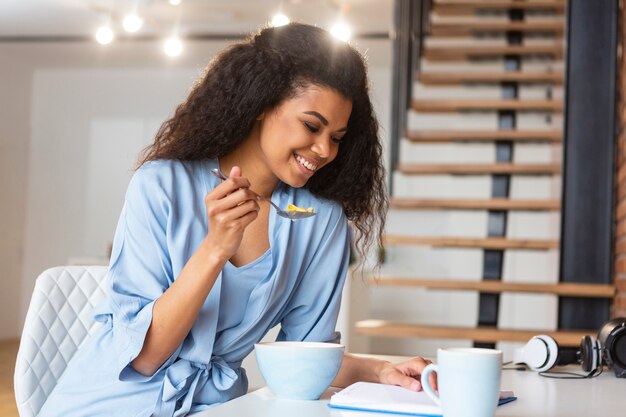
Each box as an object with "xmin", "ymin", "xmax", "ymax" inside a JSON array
[
  {"xmin": 133, "ymin": 159, "xmax": 209, "ymax": 186},
  {"xmin": 129, "ymin": 159, "xmax": 211, "ymax": 199},
  {"xmin": 136, "ymin": 159, "xmax": 209, "ymax": 178}
]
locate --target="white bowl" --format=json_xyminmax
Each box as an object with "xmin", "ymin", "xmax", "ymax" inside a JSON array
[{"xmin": 254, "ymin": 341, "xmax": 345, "ymax": 400}]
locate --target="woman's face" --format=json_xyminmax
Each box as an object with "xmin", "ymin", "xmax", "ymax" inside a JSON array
[{"xmin": 257, "ymin": 84, "xmax": 352, "ymax": 188}]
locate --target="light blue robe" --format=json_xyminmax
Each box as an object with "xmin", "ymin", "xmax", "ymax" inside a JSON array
[{"xmin": 39, "ymin": 159, "xmax": 350, "ymax": 417}]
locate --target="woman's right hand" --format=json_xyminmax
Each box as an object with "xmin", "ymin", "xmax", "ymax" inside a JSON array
[{"xmin": 203, "ymin": 166, "xmax": 260, "ymax": 261}]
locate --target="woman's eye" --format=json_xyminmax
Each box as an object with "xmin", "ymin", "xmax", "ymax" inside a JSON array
[
  {"xmin": 331, "ymin": 136, "xmax": 343, "ymax": 144},
  {"xmin": 304, "ymin": 122, "xmax": 319, "ymax": 133}
]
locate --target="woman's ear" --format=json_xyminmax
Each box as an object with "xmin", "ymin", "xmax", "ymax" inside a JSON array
[{"xmin": 256, "ymin": 112, "xmax": 265, "ymax": 121}]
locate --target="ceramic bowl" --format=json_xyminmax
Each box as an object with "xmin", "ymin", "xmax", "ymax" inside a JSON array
[{"xmin": 254, "ymin": 341, "xmax": 345, "ymax": 400}]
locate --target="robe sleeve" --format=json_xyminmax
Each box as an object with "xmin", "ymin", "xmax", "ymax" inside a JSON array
[
  {"xmin": 277, "ymin": 204, "xmax": 350, "ymax": 344},
  {"xmin": 94, "ymin": 162, "xmax": 179, "ymax": 381}
]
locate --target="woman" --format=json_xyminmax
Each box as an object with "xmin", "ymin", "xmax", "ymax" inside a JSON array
[{"xmin": 39, "ymin": 23, "xmax": 433, "ymax": 417}]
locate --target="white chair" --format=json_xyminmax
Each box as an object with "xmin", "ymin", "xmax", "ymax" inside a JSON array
[{"xmin": 14, "ymin": 266, "xmax": 108, "ymax": 417}]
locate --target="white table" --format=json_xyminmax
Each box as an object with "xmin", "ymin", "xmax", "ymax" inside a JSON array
[{"xmin": 192, "ymin": 364, "xmax": 626, "ymax": 417}]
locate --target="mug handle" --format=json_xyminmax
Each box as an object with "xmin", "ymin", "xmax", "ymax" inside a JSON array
[{"xmin": 420, "ymin": 363, "xmax": 440, "ymax": 406}]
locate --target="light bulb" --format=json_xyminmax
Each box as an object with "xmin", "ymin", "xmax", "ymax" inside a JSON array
[
  {"xmin": 122, "ymin": 14, "xmax": 143, "ymax": 33},
  {"xmin": 330, "ymin": 22, "xmax": 351, "ymax": 42},
  {"xmin": 169, "ymin": 0, "xmax": 182, "ymax": 5},
  {"xmin": 164, "ymin": 37, "xmax": 183, "ymax": 57},
  {"xmin": 271, "ymin": 13, "xmax": 290, "ymax": 27},
  {"xmin": 95, "ymin": 26, "xmax": 114, "ymax": 45}
]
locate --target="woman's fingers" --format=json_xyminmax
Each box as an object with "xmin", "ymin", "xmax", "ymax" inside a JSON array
[
  {"xmin": 210, "ymin": 176, "xmax": 252, "ymax": 200},
  {"xmin": 229, "ymin": 166, "xmax": 241, "ymax": 178},
  {"xmin": 385, "ymin": 370, "xmax": 422, "ymax": 392},
  {"xmin": 403, "ymin": 357, "xmax": 437, "ymax": 392},
  {"xmin": 212, "ymin": 198, "xmax": 260, "ymax": 225},
  {"xmin": 381, "ymin": 357, "xmax": 437, "ymax": 392},
  {"xmin": 202, "ymin": 166, "xmax": 260, "ymax": 259},
  {"xmin": 208, "ymin": 187, "xmax": 259, "ymax": 213}
]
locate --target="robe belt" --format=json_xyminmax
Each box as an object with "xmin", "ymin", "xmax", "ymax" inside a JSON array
[{"xmin": 153, "ymin": 356, "xmax": 239, "ymax": 417}]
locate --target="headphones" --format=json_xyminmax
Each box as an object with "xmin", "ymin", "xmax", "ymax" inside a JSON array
[
  {"xmin": 513, "ymin": 317, "xmax": 626, "ymax": 378},
  {"xmin": 598, "ymin": 317, "xmax": 626, "ymax": 378}
]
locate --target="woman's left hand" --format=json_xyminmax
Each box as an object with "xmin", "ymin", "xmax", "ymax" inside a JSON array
[{"xmin": 378, "ymin": 356, "xmax": 437, "ymax": 392}]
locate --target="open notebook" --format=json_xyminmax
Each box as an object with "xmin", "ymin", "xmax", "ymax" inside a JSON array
[{"xmin": 328, "ymin": 382, "xmax": 517, "ymax": 416}]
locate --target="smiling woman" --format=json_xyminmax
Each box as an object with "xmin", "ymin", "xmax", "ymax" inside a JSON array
[{"xmin": 36, "ymin": 23, "xmax": 433, "ymax": 417}]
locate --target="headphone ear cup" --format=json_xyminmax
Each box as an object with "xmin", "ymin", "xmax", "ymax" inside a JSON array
[
  {"xmin": 580, "ymin": 336, "xmax": 594, "ymax": 372},
  {"xmin": 513, "ymin": 335, "xmax": 559, "ymax": 372},
  {"xmin": 536, "ymin": 335, "xmax": 559, "ymax": 372},
  {"xmin": 580, "ymin": 335, "xmax": 602, "ymax": 372}
]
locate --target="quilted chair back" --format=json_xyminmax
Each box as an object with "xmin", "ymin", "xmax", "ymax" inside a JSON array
[{"xmin": 14, "ymin": 266, "xmax": 108, "ymax": 417}]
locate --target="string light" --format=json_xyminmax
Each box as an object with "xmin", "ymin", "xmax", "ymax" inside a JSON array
[
  {"xmin": 92, "ymin": 4, "xmax": 355, "ymax": 50},
  {"xmin": 122, "ymin": 14, "xmax": 144, "ymax": 33},
  {"xmin": 95, "ymin": 26, "xmax": 114, "ymax": 45},
  {"xmin": 164, "ymin": 37, "xmax": 183, "ymax": 57},
  {"xmin": 330, "ymin": 21, "xmax": 351, "ymax": 41},
  {"xmin": 271, "ymin": 13, "xmax": 290, "ymax": 27}
]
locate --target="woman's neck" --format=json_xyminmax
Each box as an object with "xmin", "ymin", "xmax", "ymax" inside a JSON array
[{"xmin": 219, "ymin": 130, "xmax": 278, "ymax": 198}]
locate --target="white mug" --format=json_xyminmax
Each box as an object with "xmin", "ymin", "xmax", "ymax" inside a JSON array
[{"xmin": 421, "ymin": 348, "xmax": 502, "ymax": 417}]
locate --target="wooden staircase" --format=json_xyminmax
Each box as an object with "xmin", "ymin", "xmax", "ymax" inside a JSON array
[
  {"xmin": 356, "ymin": 321, "xmax": 594, "ymax": 347},
  {"xmin": 383, "ymin": 235, "xmax": 559, "ymax": 250},
  {"xmin": 430, "ymin": 20, "xmax": 564, "ymax": 36},
  {"xmin": 433, "ymin": 0, "xmax": 566, "ymax": 15},
  {"xmin": 411, "ymin": 98, "xmax": 563, "ymax": 112},
  {"xmin": 419, "ymin": 71, "xmax": 564, "ymax": 85},
  {"xmin": 396, "ymin": 162, "xmax": 561, "ymax": 175},
  {"xmin": 405, "ymin": 129, "xmax": 563, "ymax": 142},
  {"xmin": 355, "ymin": 0, "xmax": 615, "ymax": 351},
  {"xmin": 423, "ymin": 44, "xmax": 564, "ymax": 60}
]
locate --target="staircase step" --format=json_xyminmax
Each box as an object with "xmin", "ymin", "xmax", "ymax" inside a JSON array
[
  {"xmin": 430, "ymin": 20, "xmax": 564, "ymax": 36},
  {"xmin": 369, "ymin": 277, "xmax": 616, "ymax": 298},
  {"xmin": 405, "ymin": 129, "xmax": 562, "ymax": 142},
  {"xmin": 384, "ymin": 235, "xmax": 558, "ymax": 250},
  {"xmin": 433, "ymin": 0, "xmax": 566, "ymax": 15},
  {"xmin": 419, "ymin": 71, "xmax": 563, "ymax": 85},
  {"xmin": 423, "ymin": 44, "xmax": 564, "ymax": 60},
  {"xmin": 405, "ymin": 129, "xmax": 562, "ymax": 143},
  {"xmin": 354, "ymin": 320, "xmax": 590, "ymax": 348},
  {"xmin": 396, "ymin": 162, "xmax": 560, "ymax": 175},
  {"xmin": 411, "ymin": 99, "xmax": 562, "ymax": 112},
  {"xmin": 390, "ymin": 197, "xmax": 560, "ymax": 211}
]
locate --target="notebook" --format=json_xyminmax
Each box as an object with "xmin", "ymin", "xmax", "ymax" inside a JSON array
[{"xmin": 328, "ymin": 382, "xmax": 517, "ymax": 416}]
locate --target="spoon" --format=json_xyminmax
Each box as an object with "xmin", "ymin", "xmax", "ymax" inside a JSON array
[{"xmin": 210, "ymin": 168, "xmax": 316, "ymax": 220}]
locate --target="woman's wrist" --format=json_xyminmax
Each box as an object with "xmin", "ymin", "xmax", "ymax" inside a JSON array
[
  {"xmin": 374, "ymin": 359, "xmax": 391, "ymax": 383},
  {"xmin": 199, "ymin": 239, "xmax": 230, "ymax": 269}
]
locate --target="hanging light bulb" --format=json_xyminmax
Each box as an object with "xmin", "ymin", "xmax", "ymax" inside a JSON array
[
  {"xmin": 271, "ymin": 13, "xmax": 290, "ymax": 27},
  {"xmin": 95, "ymin": 26, "xmax": 114, "ymax": 45},
  {"xmin": 122, "ymin": 14, "xmax": 144, "ymax": 33},
  {"xmin": 330, "ymin": 21, "xmax": 351, "ymax": 42},
  {"xmin": 169, "ymin": 0, "xmax": 182, "ymax": 5},
  {"xmin": 164, "ymin": 37, "xmax": 183, "ymax": 57}
]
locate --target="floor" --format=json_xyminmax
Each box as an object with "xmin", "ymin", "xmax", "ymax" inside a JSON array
[{"xmin": 0, "ymin": 339, "xmax": 19, "ymax": 417}]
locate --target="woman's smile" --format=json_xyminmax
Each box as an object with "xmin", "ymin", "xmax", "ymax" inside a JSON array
[{"xmin": 294, "ymin": 153, "xmax": 320, "ymax": 175}]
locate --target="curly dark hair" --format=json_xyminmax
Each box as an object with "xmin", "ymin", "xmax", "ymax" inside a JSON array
[{"xmin": 138, "ymin": 22, "xmax": 387, "ymax": 267}]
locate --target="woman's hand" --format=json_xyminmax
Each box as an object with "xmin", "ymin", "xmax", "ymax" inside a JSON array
[
  {"xmin": 203, "ymin": 166, "xmax": 260, "ymax": 261},
  {"xmin": 378, "ymin": 356, "xmax": 437, "ymax": 392}
]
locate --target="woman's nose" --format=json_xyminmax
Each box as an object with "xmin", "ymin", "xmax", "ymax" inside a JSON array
[{"xmin": 311, "ymin": 136, "xmax": 331, "ymax": 158}]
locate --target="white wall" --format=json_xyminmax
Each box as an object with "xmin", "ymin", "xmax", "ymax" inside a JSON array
[
  {"xmin": 21, "ymin": 67, "xmax": 202, "ymax": 321},
  {"xmin": 0, "ymin": 40, "xmax": 224, "ymax": 339},
  {"xmin": 0, "ymin": 54, "xmax": 32, "ymax": 338}
]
